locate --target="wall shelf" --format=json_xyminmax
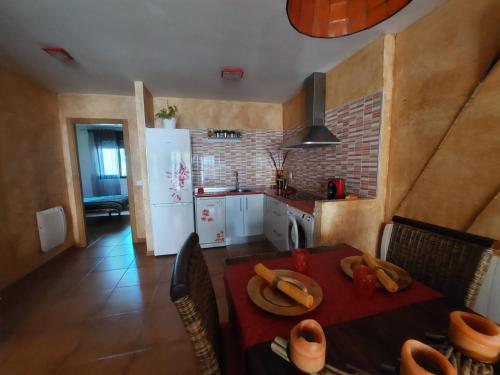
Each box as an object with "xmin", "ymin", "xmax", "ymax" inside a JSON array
[{"xmin": 207, "ymin": 128, "xmax": 242, "ymax": 141}]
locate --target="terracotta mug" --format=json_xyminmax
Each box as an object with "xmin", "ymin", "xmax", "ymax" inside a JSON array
[
  {"xmin": 448, "ymin": 311, "xmax": 500, "ymax": 363},
  {"xmin": 400, "ymin": 339, "xmax": 456, "ymax": 375},
  {"xmin": 289, "ymin": 319, "xmax": 326, "ymax": 373}
]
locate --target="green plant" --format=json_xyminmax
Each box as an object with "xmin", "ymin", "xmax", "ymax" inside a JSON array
[{"xmin": 155, "ymin": 103, "xmax": 178, "ymax": 119}]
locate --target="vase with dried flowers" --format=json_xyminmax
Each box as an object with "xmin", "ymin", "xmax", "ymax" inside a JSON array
[{"xmin": 268, "ymin": 150, "xmax": 289, "ymax": 189}]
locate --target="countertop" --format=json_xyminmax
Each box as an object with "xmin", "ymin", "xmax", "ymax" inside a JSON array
[{"xmin": 194, "ymin": 187, "xmax": 321, "ymax": 215}]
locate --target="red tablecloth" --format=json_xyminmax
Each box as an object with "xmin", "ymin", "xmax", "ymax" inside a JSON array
[{"xmin": 224, "ymin": 246, "xmax": 442, "ymax": 349}]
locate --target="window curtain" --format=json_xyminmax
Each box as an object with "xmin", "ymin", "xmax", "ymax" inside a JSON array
[{"xmin": 88, "ymin": 129, "xmax": 123, "ymax": 196}]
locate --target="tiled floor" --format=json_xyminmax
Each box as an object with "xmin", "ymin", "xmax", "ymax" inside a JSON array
[{"xmin": 0, "ymin": 215, "xmax": 275, "ymax": 374}]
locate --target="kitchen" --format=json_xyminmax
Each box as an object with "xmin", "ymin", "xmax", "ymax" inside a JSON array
[{"xmin": 146, "ymin": 71, "xmax": 379, "ymax": 256}]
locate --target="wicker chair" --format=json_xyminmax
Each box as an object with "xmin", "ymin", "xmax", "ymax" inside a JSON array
[
  {"xmin": 170, "ymin": 232, "xmax": 222, "ymax": 374},
  {"xmin": 382, "ymin": 216, "xmax": 495, "ymax": 307}
]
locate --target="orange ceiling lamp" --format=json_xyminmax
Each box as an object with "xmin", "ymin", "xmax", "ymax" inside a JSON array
[{"xmin": 287, "ymin": 0, "xmax": 411, "ymax": 38}]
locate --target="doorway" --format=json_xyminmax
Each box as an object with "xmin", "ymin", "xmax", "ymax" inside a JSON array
[{"xmin": 70, "ymin": 121, "xmax": 136, "ymax": 247}]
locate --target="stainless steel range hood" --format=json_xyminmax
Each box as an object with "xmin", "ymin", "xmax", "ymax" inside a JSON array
[{"xmin": 281, "ymin": 72, "xmax": 340, "ymax": 149}]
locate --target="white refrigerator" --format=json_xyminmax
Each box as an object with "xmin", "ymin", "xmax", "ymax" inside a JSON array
[{"xmin": 145, "ymin": 128, "xmax": 194, "ymax": 256}]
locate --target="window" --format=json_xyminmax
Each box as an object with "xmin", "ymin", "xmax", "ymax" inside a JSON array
[
  {"xmin": 100, "ymin": 147, "xmax": 127, "ymax": 178},
  {"xmin": 119, "ymin": 148, "xmax": 127, "ymax": 177}
]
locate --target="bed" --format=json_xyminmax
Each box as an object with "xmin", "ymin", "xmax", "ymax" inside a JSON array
[{"xmin": 83, "ymin": 195, "xmax": 129, "ymax": 216}]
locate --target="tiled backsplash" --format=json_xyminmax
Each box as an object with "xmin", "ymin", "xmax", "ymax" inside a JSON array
[
  {"xmin": 284, "ymin": 91, "xmax": 382, "ymax": 198},
  {"xmin": 189, "ymin": 91, "xmax": 381, "ymax": 197},
  {"xmin": 190, "ymin": 129, "xmax": 282, "ymax": 187}
]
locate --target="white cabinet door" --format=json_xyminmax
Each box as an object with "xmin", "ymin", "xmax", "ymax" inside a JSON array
[
  {"xmin": 244, "ymin": 194, "xmax": 264, "ymax": 236},
  {"xmin": 195, "ymin": 198, "xmax": 226, "ymax": 247},
  {"xmin": 264, "ymin": 196, "xmax": 272, "ymax": 240},
  {"xmin": 225, "ymin": 196, "xmax": 245, "ymax": 239}
]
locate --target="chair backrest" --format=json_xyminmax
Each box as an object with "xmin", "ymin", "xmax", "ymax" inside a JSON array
[
  {"xmin": 385, "ymin": 216, "xmax": 494, "ymax": 306},
  {"xmin": 472, "ymin": 254, "xmax": 500, "ymax": 323},
  {"xmin": 170, "ymin": 233, "xmax": 222, "ymax": 375}
]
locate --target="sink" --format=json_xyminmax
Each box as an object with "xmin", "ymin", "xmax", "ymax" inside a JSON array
[{"xmin": 230, "ymin": 189, "xmax": 252, "ymax": 193}]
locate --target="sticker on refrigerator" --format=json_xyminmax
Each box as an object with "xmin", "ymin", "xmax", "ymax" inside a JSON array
[
  {"xmin": 166, "ymin": 161, "xmax": 190, "ymax": 202},
  {"xmin": 215, "ymin": 231, "xmax": 224, "ymax": 243}
]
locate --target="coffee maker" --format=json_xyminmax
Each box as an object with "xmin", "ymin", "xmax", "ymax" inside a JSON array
[{"xmin": 327, "ymin": 178, "xmax": 345, "ymax": 199}]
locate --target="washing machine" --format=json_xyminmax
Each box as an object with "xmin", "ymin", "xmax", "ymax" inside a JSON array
[{"xmin": 286, "ymin": 206, "xmax": 314, "ymax": 250}]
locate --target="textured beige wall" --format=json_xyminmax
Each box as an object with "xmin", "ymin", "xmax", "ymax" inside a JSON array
[
  {"xmin": 325, "ymin": 36, "xmax": 384, "ymax": 111},
  {"xmin": 134, "ymin": 82, "xmax": 154, "ymax": 254},
  {"xmin": 153, "ymin": 97, "xmax": 282, "ymax": 130},
  {"xmin": 0, "ymin": 66, "xmax": 72, "ymax": 289},
  {"xmin": 58, "ymin": 93, "xmax": 146, "ymax": 242},
  {"xmin": 386, "ymin": 0, "xmax": 500, "ymax": 224},
  {"xmin": 396, "ymin": 62, "xmax": 500, "ymax": 235},
  {"xmin": 283, "ymin": 35, "xmax": 385, "ymax": 130},
  {"xmin": 468, "ymin": 192, "xmax": 500, "ymax": 240}
]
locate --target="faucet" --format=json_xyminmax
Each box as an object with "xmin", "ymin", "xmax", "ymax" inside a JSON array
[{"xmin": 235, "ymin": 171, "xmax": 240, "ymax": 191}]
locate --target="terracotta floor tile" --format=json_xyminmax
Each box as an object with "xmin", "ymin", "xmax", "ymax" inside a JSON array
[
  {"xmin": 97, "ymin": 284, "xmax": 156, "ymax": 317},
  {"xmin": 92, "ymin": 254, "xmax": 135, "ymax": 272},
  {"xmin": 138, "ymin": 305, "xmax": 189, "ymax": 346},
  {"xmin": 150, "ymin": 283, "xmax": 174, "ymax": 308},
  {"xmin": 126, "ymin": 340, "xmax": 199, "ymax": 375},
  {"xmin": 117, "ymin": 267, "xmax": 163, "ymax": 288},
  {"xmin": 56, "ymin": 353, "xmax": 134, "ymax": 375},
  {"xmin": 73, "ymin": 269, "xmax": 126, "ymax": 293},
  {"xmin": 107, "ymin": 245, "xmax": 136, "ymax": 257},
  {"xmin": 80, "ymin": 245, "xmax": 114, "ymax": 258},
  {"xmin": 130, "ymin": 254, "xmax": 174, "ymax": 269},
  {"xmin": 0, "ymin": 327, "xmax": 82, "ymax": 373},
  {"xmin": 64, "ymin": 311, "xmax": 145, "ymax": 366},
  {"xmin": 18, "ymin": 289, "xmax": 113, "ymax": 333}
]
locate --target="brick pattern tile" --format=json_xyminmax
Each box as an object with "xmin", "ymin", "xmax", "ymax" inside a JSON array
[
  {"xmin": 190, "ymin": 129, "xmax": 282, "ymax": 187},
  {"xmin": 284, "ymin": 91, "xmax": 382, "ymax": 197}
]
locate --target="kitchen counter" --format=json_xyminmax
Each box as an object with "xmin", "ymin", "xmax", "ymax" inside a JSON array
[
  {"xmin": 263, "ymin": 190, "xmax": 317, "ymax": 214},
  {"xmin": 194, "ymin": 186, "xmax": 320, "ymax": 215}
]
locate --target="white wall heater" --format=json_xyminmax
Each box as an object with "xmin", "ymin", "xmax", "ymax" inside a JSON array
[{"xmin": 36, "ymin": 206, "xmax": 67, "ymax": 253}]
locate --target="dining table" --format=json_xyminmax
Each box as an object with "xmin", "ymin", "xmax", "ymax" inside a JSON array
[{"xmin": 223, "ymin": 244, "xmax": 499, "ymax": 375}]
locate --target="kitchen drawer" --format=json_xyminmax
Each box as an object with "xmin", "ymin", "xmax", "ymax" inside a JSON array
[
  {"xmin": 269, "ymin": 197, "xmax": 287, "ymax": 213},
  {"xmin": 264, "ymin": 196, "xmax": 289, "ymax": 251}
]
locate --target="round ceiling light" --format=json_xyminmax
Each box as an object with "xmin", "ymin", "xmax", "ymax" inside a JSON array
[{"xmin": 287, "ymin": 0, "xmax": 412, "ymax": 38}]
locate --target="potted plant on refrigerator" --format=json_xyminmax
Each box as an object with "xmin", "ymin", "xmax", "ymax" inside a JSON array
[{"xmin": 155, "ymin": 103, "xmax": 179, "ymax": 129}]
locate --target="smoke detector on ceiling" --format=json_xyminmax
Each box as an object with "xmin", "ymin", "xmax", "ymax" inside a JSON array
[
  {"xmin": 221, "ymin": 67, "xmax": 244, "ymax": 80},
  {"xmin": 42, "ymin": 46, "xmax": 74, "ymax": 62}
]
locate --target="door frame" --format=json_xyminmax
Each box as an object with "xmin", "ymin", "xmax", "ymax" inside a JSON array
[{"xmin": 66, "ymin": 118, "xmax": 137, "ymax": 247}]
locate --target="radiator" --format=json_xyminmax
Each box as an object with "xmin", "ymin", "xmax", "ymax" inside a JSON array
[{"xmin": 36, "ymin": 206, "xmax": 67, "ymax": 253}]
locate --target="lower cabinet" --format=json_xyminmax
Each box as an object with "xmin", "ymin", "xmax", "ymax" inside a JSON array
[
  {"xmin": 264, "ymin": 195, "xmax": 288, "ymax": 251},
  {"xmin": 226, "ymin": 194, "xmax": 264, "ymax": 244}
]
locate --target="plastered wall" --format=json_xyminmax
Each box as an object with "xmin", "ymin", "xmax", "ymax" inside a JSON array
[
  {"xmin": 387, "ymin": 0, "xmax": 500, "ymax": 240},
  {"xmin": 396, "ymin": 62, "xmax": 500, "ymax": 235},
  {"xmin": 58, "ymin": 93, "xmax": 146, "ymax": 243},
  {"xmin": 0, "ymin": 66, "xmax": 72, "ymax": 289},
  {"xmin": 386, "ymin": 0, "xmax": 500, "ymax": 225},
  {"xmin": 153, "ymin": 97, "xmax": 282, "ymax": 130},
  {"xmin": 283, "ymin": 35, "xmax": 384, "ymax": 130}
]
